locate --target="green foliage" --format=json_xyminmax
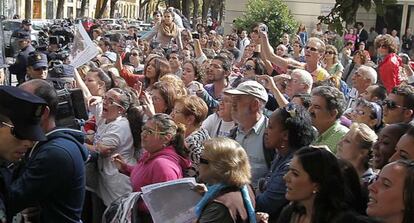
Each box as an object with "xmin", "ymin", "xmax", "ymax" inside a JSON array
[
  {"xmin": 319, "ymin": 0, "xmax": 397, "ymax": 35},
  {"xmin": 234, "ymin": 0, "xmax": 298, "ymax": 47}
]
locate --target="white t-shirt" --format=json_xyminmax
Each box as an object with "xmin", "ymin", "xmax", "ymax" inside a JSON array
[{"xmin": 202, "ymin": 113, "xmax": 235, "ymax": 138}]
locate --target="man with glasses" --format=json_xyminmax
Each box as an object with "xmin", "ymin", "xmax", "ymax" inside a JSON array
[
  {"xmin": 26, "ymin": 52, "xmax": 49, "ymax": 80},
  {"xmin": 9, "ymin": 31, "xmax": 35, "ymax": 85},
  {"xmin": 382, "ymin": 85, "xmax": 414, "ymax": 124},
  {"xmin": 0, "ymin": 85, "xmax": 47, "ymax": 221},
  {"xmin": 260, "ymin": 31, "xmax": 329, "ymax": 82},
  {"xmin": 7, "ymin": 80, "xmax": 89, "ymax": 222}
]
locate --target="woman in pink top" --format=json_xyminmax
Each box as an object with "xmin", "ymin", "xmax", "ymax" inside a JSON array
[
  {"xmin": 113, "ymin": 113, "xmax": 191, "ymax": 217},
  {"xmin": 344, "ymin": 28, "xmax": 357, "ymax": 47}
]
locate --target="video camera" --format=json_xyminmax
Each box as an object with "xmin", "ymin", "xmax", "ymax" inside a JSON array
[
  {"xmin": 55, "ymin": 88, "xmax": 89, "ymax": 130},
  {"xmin": 47, "ymin": 64, "xmax": 89, "ymax": 130}
]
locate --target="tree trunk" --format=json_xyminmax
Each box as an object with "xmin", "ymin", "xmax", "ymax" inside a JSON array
[
  {"xmin": 201, "ymin": 0, "xmax": 211, "ymax": 22},
  {"xmin": 109, "ymin": 0, "xmax": 118, "ymax": 18},
  {"xmin": 79, "ymin": 0, "xmax": 88, "ymax": 17},
  {"xmin": 96, "ymin": 0, "xmax": 110, "ymax": 18},
  {"xmin": 182, "ymin": 0, "xmax": 190, "ymax": 19},
  {"xmin": 192, "ymin": 0, "xmax": 199, "ymax": 27},
  {"xmin": 56, "ymin": 0, "xmax": 65, "ymax": 18},
  {"xmin": 210, "ymin": 0, "xmax": 219, "ymax": 20},
  {"xmin": 24, "ymin": 0, "xmax": 31, "ymax": 19}
]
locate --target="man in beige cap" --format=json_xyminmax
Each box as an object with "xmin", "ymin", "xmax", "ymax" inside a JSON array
[{"xmin": 226, "ymin": 80, "xmax": 274, "ymax": 186}]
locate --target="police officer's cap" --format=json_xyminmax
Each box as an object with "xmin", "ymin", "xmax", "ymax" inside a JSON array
[
  {"xmin": 0, "ymin": 86, "xmax": 47, "ymax": 141},
  {"xmin": 16, "ymin": 31, "xmax": 31, "ymax": 40},
  {"xmin": 22, "ymin": 19, "xmax": 32, "ymax": 25},
  {"xmin": 28, "ymin": 52, "xmax": 48, "ymax": 69}
]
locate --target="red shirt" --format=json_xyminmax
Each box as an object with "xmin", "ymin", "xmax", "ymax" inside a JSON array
[{"xmin": 379, "ymin": 53, "xmax": 401, "ymax": 92}]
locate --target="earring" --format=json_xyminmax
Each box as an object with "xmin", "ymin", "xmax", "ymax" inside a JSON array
[{"xmin": 312, "ymin": 190, "xmax": 317, "ymax": 194}]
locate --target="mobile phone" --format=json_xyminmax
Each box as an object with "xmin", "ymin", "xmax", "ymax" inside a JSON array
[
  {"xmin": 192, "ymin": 33, "xmax": 200, "ymax": 39},
  {"xmin": 259, "ymin": 24, "xmax": 268, "ymax": 33}
]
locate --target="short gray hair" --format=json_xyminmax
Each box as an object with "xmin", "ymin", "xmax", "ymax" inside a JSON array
[
  {"xmin": 311, "ymin": 86, "xmax": 346, "ymax": 119},
  {"xmin": 291, "ymin": 69, "xmax": 313, "ymax": 92},
  {"xmin": 358, "ymin": 65, "xmax": 377, "ymax": 84}
]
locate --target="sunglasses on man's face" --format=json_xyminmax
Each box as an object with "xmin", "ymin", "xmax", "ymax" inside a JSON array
[
  {"xmin": 1, "ymin": 122, "xmax": 22, "ymax": 139},
  {"xmin": 382, "ymin": 99, "xmax": 406, "ymax": 110},
  {"xmin": 305, "ymin": 46, "xmax": 318, "ymax": 52}
]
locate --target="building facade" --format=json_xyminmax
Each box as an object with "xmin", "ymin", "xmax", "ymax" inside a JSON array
[
  {"xmin": 0, "ymin": 0, "xmax": 140, "ymax": 19},
  {"xmin": 224, "ymin": 0, "xmax": 414, "ymax": 37}
]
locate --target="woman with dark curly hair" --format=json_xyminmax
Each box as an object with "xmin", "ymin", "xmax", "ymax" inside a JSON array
[
  {"xmin": 278, "ymin": 145, "xmax": 349, "ymax": 223},
  {"xmin": 256, "ymin": 103, "xmax": 317, "ymax": 222},
  {"xmin": 375, "ymin": 34, "xmax": 402, "ymax": 92}
]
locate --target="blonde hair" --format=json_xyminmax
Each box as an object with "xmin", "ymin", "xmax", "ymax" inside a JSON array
[
  {"xmin": 325, "ymin": 45, "xmax": 339, "ymax": 63},
  {"xmin": 349, "ymin": 123, "xmax": 378, "ymax": 148},
  {"xmin": 159, "ymin": 74, "xmax": 188, "ymax": 98},
  {"xmin": 202, "ymin": 138, "xmax": 251, "ymax": 187}
]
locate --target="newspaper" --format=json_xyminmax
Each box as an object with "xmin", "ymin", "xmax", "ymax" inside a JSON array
[
  {"xmin": 69, "ymin": 23, "xmax": 99, "ymax": 68},
  {"xmin": 141, "ymin": 178, "xmax": 202, "ymax": 223}
]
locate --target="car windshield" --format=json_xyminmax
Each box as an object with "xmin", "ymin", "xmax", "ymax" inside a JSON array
[
  {"xmin": 3, "ymin": 21, "xmax": 21, "ymax": 31},
  {"xmin": 32, "ymin": 24, "xmax": 44, "ymax": 30}
]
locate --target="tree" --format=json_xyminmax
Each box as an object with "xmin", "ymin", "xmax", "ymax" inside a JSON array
[
  {"xmin": 24, "ymin": 0, "xmax": 31, "ymax": 19},
  {"xmin": 234, "ymin": 0, "xmax": 297, "ymax": 46},
  {"xmin": 96, "ymin": 0, "xmax": 110, "ymax": 18},
  {"xmin": 109, "ymin": 0, "xmax": 118, "ymax": 18},
  {"xmin": 56, "ymin": 0, "xmax": 65, "ymax": 18},
  {"xmin": 79, "ymin": 0, "xmax": 88, "ymax": 18},
  {"xmin": 318, "ymin": 0, "xmax": 397, "ymax": 35}
]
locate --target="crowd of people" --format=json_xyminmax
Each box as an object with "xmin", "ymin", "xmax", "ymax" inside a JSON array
[{"xmin": 1, "ymin": 6, "xmax": 414, "ymax": 223}]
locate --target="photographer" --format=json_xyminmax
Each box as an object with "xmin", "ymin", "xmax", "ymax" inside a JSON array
[{"xmin": 8, "ymin": 80, "xmax": 89, "ymax": 223}]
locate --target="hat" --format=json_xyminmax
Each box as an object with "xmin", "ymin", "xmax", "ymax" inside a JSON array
[
  {"xmin": 0, "ymin": 86, "xmax": 47, "ymax": 141},
  {"xmin": 48, "ymin": 64, "xmax": 75, "ymax": 79},
  {"xmin": 22, "ymin": 19, "xmax": 32, "ymax": 25},
  {"xmin": 225, "ymin": 80, "xmax": 268, "ymax": 102},
  {"xmin": 28, "ymin": 52, "xmax": 48, "ymax": 69},
  {"xmin": 16, "ymin": 31, "xmax": 31, "ymax": 40}
]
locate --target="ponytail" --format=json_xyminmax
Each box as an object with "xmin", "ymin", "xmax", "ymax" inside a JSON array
[{"xmin": 171, "ymin": 123, "xmax": 187, "ymax": 158}]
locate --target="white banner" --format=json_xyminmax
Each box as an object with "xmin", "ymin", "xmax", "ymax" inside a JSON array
[{"xmin": 70, "ymin": 22, "xmax": 99, "ymax": 68}]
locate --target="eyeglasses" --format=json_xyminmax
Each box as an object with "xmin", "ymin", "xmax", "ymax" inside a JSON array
[
  {"xmin": 243, "ymin": 64, "xmax": 254, "ymax": 71},
  {"xmin": 34, "ymin": 67, "xmax": 48, "ymax": 71},
  {"xmin": 352, "ymin": 109, "xmax": 365, "ymax": 116},
  {"xmin": 377, "ymin": 44, "xmax": 388, "ymax": 49},
  {"xmin": 103, "ymin": 96, "xmax": 124, "ymax": 108},
  {"xmin": 382, "ymin": 99, "xmax": 406, "ymax": 110},
  {"xmin": 141, "ymin": 126, "xmax": 167, "ymax": 135},
  {"xmin": 131, "ymin": 53, "xmax": 139, "ymax": 57},
  {"xmin": 305, "ymin": 46, "xmax": 318, "ymax": 52},
  {"xmin": 1, "ymin": 122, "xmax": 21, "ymax": 139},
  {"xmin": 325, "ymin": 51, "xmax": 335, "ymax": 55},
  {"xmin": 199, "ymin": 157, "xmax": 209, "ymax": 165}
]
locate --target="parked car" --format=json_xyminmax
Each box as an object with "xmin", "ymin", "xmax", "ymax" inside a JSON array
[{"xmin": 100, "ymin": 19, "xmax": 122, "ymax": 30}]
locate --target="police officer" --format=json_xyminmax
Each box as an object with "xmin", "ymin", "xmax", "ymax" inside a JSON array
[
  {"xmin": 26, "ymin": 52, "xmax": 48, "ymax": 80},
  {"xmin": 7, "ymin": 80, "xmax": 89, "ymax": 223},
  {"xmin": 0, "ymin": 85, "xmax": 47, "ymax": 222},
  {"xmin": 10, "ymin": 19, "xmax": 32, "ymax": 56},
  {"xmin": 9, "ymin": 31, "xmax": 35, "ymax": 85}
]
